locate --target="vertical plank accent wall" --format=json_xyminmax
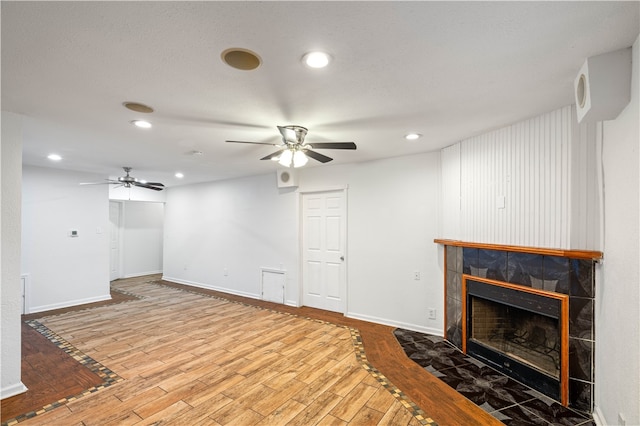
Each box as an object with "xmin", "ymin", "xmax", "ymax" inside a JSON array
[{"xmin": 440, "ymin": 105, "xmax": 600, "ymax": 251}]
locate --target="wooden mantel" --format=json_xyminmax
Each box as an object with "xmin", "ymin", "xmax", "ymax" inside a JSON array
[{"xmin": 434, "ymin": 239, "xmax": 603, "ymax": 260}]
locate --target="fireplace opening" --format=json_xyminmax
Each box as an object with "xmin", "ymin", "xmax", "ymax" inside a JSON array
[
  {"xmin": 463, "ymin": 276, "xmax": 569, "ymax": 405},
  {"xmin": 470, "ymin": 297, "xmax": 560, "ymax": 379}
]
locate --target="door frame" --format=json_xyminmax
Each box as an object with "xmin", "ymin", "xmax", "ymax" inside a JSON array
[
  {"xmin": 21, "ymin": 274, "xmax": 30, "ymax": 314},
  {"xmin": 109, "ymin": 201, "xmax": 124, "ymax": 281},
  {"xmin": 297, "ymin": 185, "xmax": 349, "ymax": 313}
]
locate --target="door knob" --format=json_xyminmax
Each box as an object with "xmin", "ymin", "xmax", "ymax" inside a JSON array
[{"xmin": 340, "ymin": 255, "xmax": 345, "ymax": 261}]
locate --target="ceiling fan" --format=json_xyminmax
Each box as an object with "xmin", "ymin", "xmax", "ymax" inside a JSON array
[
  {"xmin": 80, "ymin": 167, "xmax": 165, "ymax": 191},
  {"xmin": 226, "ymin": 125, "xmax": 357, "ymax": 168}
]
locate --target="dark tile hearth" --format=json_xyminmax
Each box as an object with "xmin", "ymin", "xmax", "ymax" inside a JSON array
[{"xmin": 394, "ymin": 329, "xmax": 595, "ymax": 426}]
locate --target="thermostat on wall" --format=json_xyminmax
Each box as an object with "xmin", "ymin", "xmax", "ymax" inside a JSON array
[{"xmin": 69, "ymin": 230, "xmax": 78, "ymax": 237}]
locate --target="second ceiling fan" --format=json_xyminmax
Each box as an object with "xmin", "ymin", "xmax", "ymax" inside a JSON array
[{"xmin": 226, "ymin": 125, "xmax": 357, "ymax": 168}]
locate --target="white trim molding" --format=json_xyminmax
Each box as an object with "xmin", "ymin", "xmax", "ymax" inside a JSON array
[
  {"xmin": 346, "ymin": 311, "xmax": 443, "ymax": 337},
  {"xmin": 1, "ymin": 382, "xmax": 28, "ymax": 399},
  {"xmin": 29, "ymin": 294, "xmax": 112, "ymax": 315},
  {"xmin": 161, "ymin": 276, "xmax": 261, "ymax": 300}
]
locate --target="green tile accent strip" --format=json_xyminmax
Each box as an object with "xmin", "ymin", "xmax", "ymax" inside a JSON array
[
  {"xmin": 111, "ymin": 286, "xmax": 144, "ymax": 300},
  {"xmin": 151, "ymin": 280, "xmax": 437, "ymax": 426},
  {"xmin": 1, "ymin": 321, "xmax": 123, "ymax": 426},
  {"xmin": 349, "ymin": 328, "xmax": 437, "ymax": 426},
  {"xmin": 4, "ymin": 279, "xmax": 436, "ymax": 425}
]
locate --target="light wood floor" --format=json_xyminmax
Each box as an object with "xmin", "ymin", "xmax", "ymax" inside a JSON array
[
  {"xmin": 5, "ymin": 276, "xmax": 499, "ymax": 425},
  {"xmin": 12, "ymin": 278, "xmax": 422, "ymax": 425}
]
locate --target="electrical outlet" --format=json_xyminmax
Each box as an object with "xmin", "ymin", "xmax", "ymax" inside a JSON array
[
  {"xmin": 428, "ymin": 308, "xmax": 437, "ymax": 320},
  {"xmin": 223, "ymin": 268, "xmax": 228, "ymax": 276},
  {"xmin": 414, "ymin": 271, "xmax": 421, "ymax": 280}
]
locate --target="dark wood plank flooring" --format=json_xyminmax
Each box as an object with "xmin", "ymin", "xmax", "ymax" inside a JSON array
[
  {"xmin": 1, "ymin": 289, "xmax": 139, "ymax": 423},
  {"xmin": 1, "ymin": 322, "xmax": 104, "ymax": 422}
]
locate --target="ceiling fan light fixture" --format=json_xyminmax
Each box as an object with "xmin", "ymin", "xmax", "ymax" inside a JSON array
[
  {"xmin": 131, "ymin": 120, "xmax": 152, "ymax": 129},
  {"xmin": 293, "ymin": 150, "xmax": 309, "ymax": 168},
  {"xmin": 302, "ymin": 51, "xmax": 331, "ymax": 68},
  {"xmin": 278, "ymin": 149, "xmax": 293, "ymax": 167},
  {"xmin": 404, "ymin": 133, "xmax": 422, "ymax": 140},
  {"xmin": 80, "ymin": 167, "xmax": 164, "ymax": 191}
]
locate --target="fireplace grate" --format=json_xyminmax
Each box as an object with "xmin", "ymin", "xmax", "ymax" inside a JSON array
[{"xmin": 492, "ymin": 326, "xmax": 560, "ymax": 371}]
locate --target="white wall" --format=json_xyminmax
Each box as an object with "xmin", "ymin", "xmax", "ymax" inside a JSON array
[
  {"xmin": 570, "ymin": 119, "xmax": 600, "ymax": 250},
  {"xmin": 299, "ymin": 153, "xmax": 442, "ymax": 334},
  {"xmin": 595, "ymin": 35, "xmax": 640, "ymax": 426},
  {"xmin": 163, "ymin": 152, "xmax": 443, "ymax": 334},
  {"xmin": 21, "ymin": 166, "xmax": 111, "ymax": 313},
  {"xmin": 441, "ymin": 143, "xmax": 461, "ymax": 240},
  {"xmin": 1, "ymin": 111, "xmax": 27, "ymax": 398},
  {"xmin": 163, "ymin": 173, "xmax": 299, "ymax": 302},
  {"xmin": 122, "ymin": 201, "xmax": 164, "ymax": 278},
  {"xmin": 110, "ymin": 184, "xmax": 166, "ymax": 202}
]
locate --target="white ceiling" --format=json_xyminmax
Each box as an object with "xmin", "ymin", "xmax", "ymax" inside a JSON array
[{"xmin": 2, "ymin": 2, "xmax": 639, "ymax": 187}]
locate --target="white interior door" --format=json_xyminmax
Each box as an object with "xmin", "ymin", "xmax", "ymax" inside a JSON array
[
  {"xmin": 301, "ymin": 190, "xmax": 347, "ymax": 313},
  {"xmin": 109, "ymin": 201, "xmax": 122, "ymax": 281}
]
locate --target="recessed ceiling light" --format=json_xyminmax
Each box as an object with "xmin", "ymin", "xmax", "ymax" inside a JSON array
[
  {"xmin": 123, "ymin": 102, "xmax": 154, "ymax": 113},
  {"xmin": 131, "ymin": 120, "xmax": 152, "ymax": 129},
  {"xmin": 47, "ymin": 153, "xmax": 62, "ymax": 161},
  {"xmin": 302, "ymin": 51, "xmax": 331, "ymax": 68},
  {"xmin": 175, "ymin": 172, "xmax": 184, "ymax": 178},
  {"xmin": 405, "ymin": 133, "xmax": 422, "ymax": 140},
  {"xmin": 221, "ymin": 48, "xmax": 261, "ymax": 71}
]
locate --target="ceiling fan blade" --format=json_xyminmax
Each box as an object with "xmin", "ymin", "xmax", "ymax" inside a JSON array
[
  {"xmin": 133, "ymin": 182, "xmax": 164, "ymax": 191},
  {"xmin": 260, "ymin": 150, "xmax": 285, "ymax": 161},
  {"xmin": 226, "ymin": 140, "xmax": 279, "ymax": 146},
  {"xmin": 79, "ymin": 179, "xmax": 119, "ymax": 185},
  {"xmin": 144, "ymin": 182, "xmax": 164, "ymax": 187},
  {"xmin": 307, "ymin": 142, "xmax": 357, "ymax": 150},
  {"xmin": 305, "ymin": 149, "xmax": 333, "ymax": 163},
  {"xmin": 277, "ymin": 126, "xmax": 297, "ymax": 143}
]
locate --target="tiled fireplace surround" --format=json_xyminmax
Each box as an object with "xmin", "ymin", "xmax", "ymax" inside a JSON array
[{"xmin": 437, "ymin": 240, "xmax": 601, "ymax": 413}]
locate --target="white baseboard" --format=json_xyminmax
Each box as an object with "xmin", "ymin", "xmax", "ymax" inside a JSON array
[
  {"xmin": 346, "ymin": 311, "xmax": 444, "ymax": 336},
  {"xmin": 29, "ymin": 294, "xmax": 112, "ymax": 314},
  {"xmin": 161, "ymin": 276, "xmax": 261, "ymax": 300},
  {"xmin": 162, "ymin": 277, "xmax": 442, "ymax": 335},
  {"xmin": 123, "ymin": 270, "xmax": 163, "ymax": 279},
  {"xmin": 591, "ymin": 406, "xmax": 605, "ymax": 426},
  {"xmin": 1, "ymin": 382, "xmax": 28, "ymax": 399}
]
